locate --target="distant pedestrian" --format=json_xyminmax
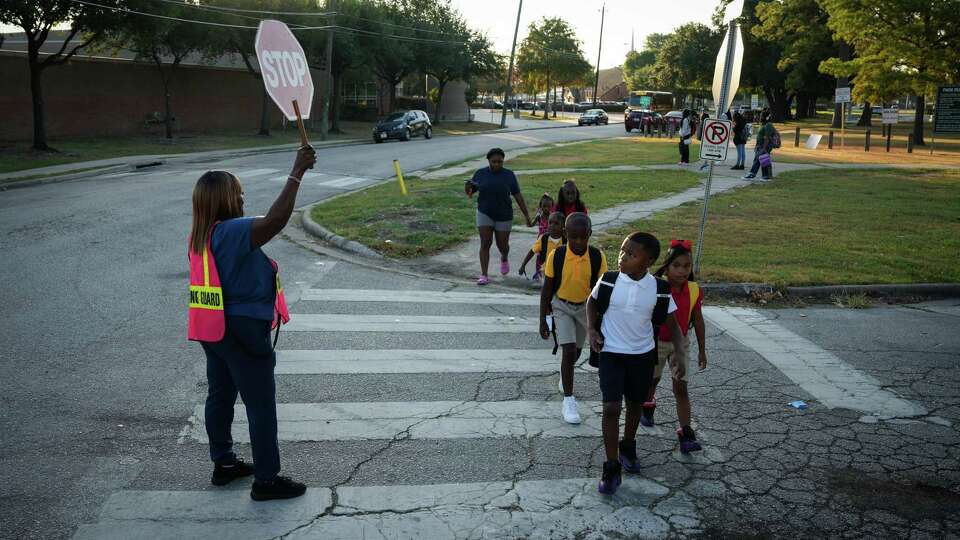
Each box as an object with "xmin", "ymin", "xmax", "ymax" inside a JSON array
[
  {"xmin": 464, "ymin": 148, "xmax": 534, "ymax": 285},
  {"xmin": 732, "ymin": 110, "xmax": 747, "ymax": 170},
  {"xmin": 678, "ymin": 109, "xmax": 692, "ymax": 166},
  {"xmin": 697, "ymin": 112, "xmax": 711, "ymax": 170},
  {"xmin": 519, "ymin": 211, "xmax": 565, "ymax": 283},
  {"xmin": 552, "ymin": 179, "xmax": 588, "ymax": 217},
  {"xmin": 586, "ymin": 232, "xmax": 685, "ymax": 495},
  {"xmin": 743, "ymin": 110, "xmax": 779, "ymax": 180},
  {"xmin": 641, "ymin": 239, "xmax": 707, "ymax": 454},
  {"xmin": 188, "ymin": 145, "xmax": 316, "ymax": 501},
  {"xmin": 540, "ymin": 213, "xmax": 607, "ymax": 425}
]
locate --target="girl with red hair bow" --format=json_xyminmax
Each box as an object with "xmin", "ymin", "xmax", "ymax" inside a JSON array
[{"xmin": 644, "ymin": 239, "xmax": 708, "ymax": 454}]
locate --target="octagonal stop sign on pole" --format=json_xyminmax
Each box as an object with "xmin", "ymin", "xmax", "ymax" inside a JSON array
[{"xmin": 255, "ymin": 20, "xmax": 315, "ymax": 145}]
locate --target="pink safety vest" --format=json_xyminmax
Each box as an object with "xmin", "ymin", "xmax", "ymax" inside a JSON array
[{"xmin": 188, "ymin": 223, "xmax": 290, "ymax": 342}]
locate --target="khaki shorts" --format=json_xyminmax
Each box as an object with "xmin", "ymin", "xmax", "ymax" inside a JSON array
[
  {"xmin": 654, "ymin": 335, "xmax": 691, "ymax": 382},
  {"xmin": 551, "ymin": 298, "xmax": 587, "ymax": 349}
]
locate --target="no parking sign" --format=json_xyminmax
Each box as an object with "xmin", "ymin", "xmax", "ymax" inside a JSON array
[{"xmin": 699, "ymin": 118, "xmax": 731, "ymax": 161}]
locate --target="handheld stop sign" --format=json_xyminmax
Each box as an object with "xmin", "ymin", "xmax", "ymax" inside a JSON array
[{"xmin": 255, "ymin": 20, "xmax": 315, "ymax": 145}]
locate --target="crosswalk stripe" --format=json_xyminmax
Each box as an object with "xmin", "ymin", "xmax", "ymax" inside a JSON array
[
  {"xmin": 301, "ymin": 289, "xmax": 539, "ymax": 305},
  {"xmin": 704, "ymin": 306, "xmax": 927, "ymax": 418},
  {"xmin": 186, "ymin": 401, "xmax": 605, "ymax": 442},
  {"xmin": 275, "ymin": 349, "xmax": 566, "ymax": 374},
  {"xmin": 72, "ymin": 477, "xmax": 684, "ymax": 540},
  {"xmin": 321, "ymin": 176, "xmax": 370, "ymax": 188},
  {"xmin": 283, "ymin": 314, "xmax": 536, "ymax": 333},
  {"xmin": 233, "ymin": 168, "xmax": 279, "ymax": 178}
]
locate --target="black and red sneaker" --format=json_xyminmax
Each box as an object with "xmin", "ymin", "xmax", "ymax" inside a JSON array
[{"xmin": 640, "ymin": 400, "xmax": 656, "ymax": 427}]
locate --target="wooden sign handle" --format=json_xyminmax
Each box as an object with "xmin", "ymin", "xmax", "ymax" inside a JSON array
[{"xmin": 291, "ymin": 99, "xmax": 309, "ymax": 146}]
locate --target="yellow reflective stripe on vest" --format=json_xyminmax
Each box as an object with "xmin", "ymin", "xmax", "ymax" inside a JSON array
[
  {"xmin": 189, "ymin": 284, "xmax": 224, "ymax": 310},
  {"xmin": 202, "ymin": 247, "xmax": 211, "ymax": 286},
  {"xmin": 276, "ymin": 273, "xmax": 283, "ymax": 294}
]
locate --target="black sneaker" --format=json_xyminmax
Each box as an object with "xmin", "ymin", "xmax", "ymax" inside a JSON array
[
  {"xmin": 618, "ymin": 439, "xmax": 640, "ymax": 473},
  {"xmin": 211, "ymin": 458, "xmax": 254, "ymax": 486},
  {"xmin": 250, "ymin": 476, "xmax": 307, "ymax": 501},
  {"xmin": 598, "ymin": 460, "xmax": 622, "ymax": 495},
  {"xmin": 677, "ymin": 425, "xmax": 703, "ymax": 454}
]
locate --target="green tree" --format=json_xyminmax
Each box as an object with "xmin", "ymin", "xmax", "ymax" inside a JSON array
[
  {"xmin": 753, "ymin": 0, "xmax": 836, "ymax": 119},
  {"xmin": 623, "ymin": 33, "xmax": 668, "ymax": 93},
  {"xmin": 652, "ymin": 23, "xmax": 721, "ymax": 108},
  {"xmin": 818, "ymin": 0, "xmax": 960, "ymax": 145},
  {"xmin": 106, "ymin": 1, "xmax": 209, "ymax": 139},
  {"xmin": 0, "ymin": 0, "xmax": 122, "ymax": 150},
  {"xmin": 517, "ymin": 17, "xmax": 592, "ymax": 119}
]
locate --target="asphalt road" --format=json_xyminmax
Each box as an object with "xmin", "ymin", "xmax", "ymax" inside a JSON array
[
  {"xmin": 2, "ymin": 123, "xmax": 959, "ymax": 539},
  {"xmin": 0, "ymin": 123, "xmax": 624, "ymax": 539}
]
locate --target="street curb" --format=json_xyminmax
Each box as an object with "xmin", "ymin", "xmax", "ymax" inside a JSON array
[
  {"xmin": 0, "ymin": 164, "xmax": 129, "ymax": 191},
  {"xmin": 0, "ymin": 139, "xmax": 367, "ymax": 191},
  {"xmin": 300, "ymin": 202, "xmax": 385, "ymax": 260},
  {"xmin": 0, "ymin": 120, "xmax": 601, "ymax": 189},
  {"xmin": 784, "ymin": 283, "xmax": 960, "ymax": 299}
]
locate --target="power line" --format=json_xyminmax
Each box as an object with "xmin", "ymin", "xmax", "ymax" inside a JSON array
[
  {"xmin": 335, "ymin": 12, "xmax": 465, "ymax": 37},
  {"xmin": 141, "ymin": 0, "xmax": 334, "ymax": 17},
  {"xmin": 69, "ymin": 0, "xmax": 332, "ymax": 30}
]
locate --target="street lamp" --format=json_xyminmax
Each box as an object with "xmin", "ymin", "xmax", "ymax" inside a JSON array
[{"xmin": 592, "ymin": 3, "xmax": 606, "ymax": 109}]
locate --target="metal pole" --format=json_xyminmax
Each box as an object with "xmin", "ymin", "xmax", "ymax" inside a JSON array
[
  {"xmin": 500, "ymin": 0, "xmax": 523, "ymax": 129},
  {"xmin": 694, "ymin": 20, "xmax": 737, "ymax": 276},
  {"xmin": 320, "ymin": 0, "xmax": 335, "ymax": 141},
  {"xmin": 592, "ymin": 3, "xmax": 605, "ymax": 108}
]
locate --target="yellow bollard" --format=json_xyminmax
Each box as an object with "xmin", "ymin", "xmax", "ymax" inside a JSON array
[{"xmin": 393, "ymin": 159, "xmax": 408, "ymax": 196}]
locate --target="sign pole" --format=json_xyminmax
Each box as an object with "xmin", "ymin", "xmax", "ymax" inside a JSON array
[
  {"xmin": 841, "ymin": 102, "xmax": 845, "ymax": 149},
  {"xmin": 694, "ymin": 20, "xmax": 737, "ymax": 276},
  {"xmin": 292, "ymin": 99, "xmax": 310, "ymax": 146}
]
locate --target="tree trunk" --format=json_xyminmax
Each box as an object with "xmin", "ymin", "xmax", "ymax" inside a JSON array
[
  {"xmin": 807, "ymin": 96, "xmax": 818, "ymax": 118},
  {"xmin": 913, "ymin": 94, "xmax": 925, "ymax": 146},
  {"xmin": 388, "ymin": 80, "xmax": 398, "ymax": 115},
  {"xmin": 258, "ymin": 86, "xmax": 271, "ymax": 136},
  {"xmin": 435, "ymin": 80, "xmax": 447, "ymax": 125},
  {"xmin": 832, "ymin": 41, "xmax": 850, "ymax": 128},
  {"xmin": 785, "ymin": 93, "xmax": 795, "ymax": 120},
  {"xmin": 29, "ymin": 64, "xmax": 50, "ymax": 151},
  {"xmin": 856, "ymin": 100, "xmax": 872, "ymax": 127},
  {"xmin": 795, "ymin": 91, "xmax": 809, "ymax": 119},
  {"xmin": 330, "ymin": 73, "xmax": 343, "ymax": 134},
  {"xmin": 765, "ymin": 87, "xmax": 789, "ymax": 122},
  {"xmin": 543, "ymin": 75, "xmax": 551, "ymax": 120}
]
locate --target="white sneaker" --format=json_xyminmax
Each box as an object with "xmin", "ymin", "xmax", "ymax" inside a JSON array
[{"xmin": 562, "ymin": 396, "xmax": 582, "ymax": 424}]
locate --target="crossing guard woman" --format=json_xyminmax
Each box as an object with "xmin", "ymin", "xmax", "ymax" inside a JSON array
[{"xmin": 188, "ymin": 145, "xmax": 316, "ymax": 501}]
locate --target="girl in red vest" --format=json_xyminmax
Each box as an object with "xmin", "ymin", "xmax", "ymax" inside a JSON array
[
  {"xmin": 188, "ymin": 145, "xmax": 315, "ymax": 501},
  {"xmin": 643, "ymin": 240, "xmax": 707, "ymax": 454}
]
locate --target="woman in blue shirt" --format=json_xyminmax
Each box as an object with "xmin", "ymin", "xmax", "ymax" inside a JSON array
[
  {"xmin": 189, "ymin": 145, "xmax": 315, "ymax": 501},
  {"xmin": 464, "ymin": 148, "xmax": 533, "ymax": 285}
]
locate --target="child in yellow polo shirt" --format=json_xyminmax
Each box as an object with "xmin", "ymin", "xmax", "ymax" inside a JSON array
[
  {"xmin": 539, "ymin": 213, "xmax": 607, "ymax": 424},
  {"xmin": 519, "ymin": 211, "xmax": 564, "ymax": 282}
]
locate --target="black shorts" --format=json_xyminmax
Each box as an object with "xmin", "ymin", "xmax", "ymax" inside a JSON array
[{"xmin": 598, "ymin": 350, "xmax": 656, "ymax": 403}]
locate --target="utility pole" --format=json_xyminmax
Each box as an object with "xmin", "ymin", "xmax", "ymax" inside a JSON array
[
  {"xmin": 500, "ymin": 0, "xmax": 523, "ymax": 129},
  {"xmin": 592, "ymin": 3, "xmax": 605, "ymax": 108},
  {"xmin": 320, "ymin": 0, "xmax": 335, "ymax": 141}
]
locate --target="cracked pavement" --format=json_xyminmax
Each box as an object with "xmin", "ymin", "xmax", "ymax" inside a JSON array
[{"xmin": 67, "ymin": 252, "xmax": 960, "ymax": 539}]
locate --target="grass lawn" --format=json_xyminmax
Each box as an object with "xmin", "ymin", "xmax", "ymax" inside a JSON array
[
  {"xmin": 0, "ymin": 120, "xmax": 497, "ymax": 175},
  {"xmin": 768, "ymin": 112, "xmax": 960, "ymax": 166},
  {"xmin": 596, "ymin": 168, "xmax": 960, "ymax": 286},
  {"xmin": 506, "ymin": 137, "xmax": 699, "ymax": 170},
  {"xmin": 311, "ymin": 169, "xmax": 701, "ymax": 258}
]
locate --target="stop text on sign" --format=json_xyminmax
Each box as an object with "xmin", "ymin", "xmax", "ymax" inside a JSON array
[{"xmin": 260, "ymin": 50, "xmax": 309, "ymax": 89}]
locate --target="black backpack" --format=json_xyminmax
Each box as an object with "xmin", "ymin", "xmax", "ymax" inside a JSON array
[
  {"xmin": 549, "ymin": 245, "xmax": 603, "ymax": 354},
  {"xmin": 588, "ymin": 271, "xmax": 672, "ymax": 368}
]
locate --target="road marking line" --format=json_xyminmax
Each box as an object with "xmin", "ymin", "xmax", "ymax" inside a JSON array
[
  {"xmin": 320, "ymin": 176, "xmax": 370, "ymax": 188},
  {"xmin": 300, "ymin": 289, "xmax": 539, "ymax": 305},
  {"xmin": 73, "ymin": 478, "xmax": 682, "ymax": 540},
  {"xmin": 282, "ymin": 314, "xmax": 535, "ymax": 333},
  {"xmin": 233, "ymin": 168, "xmax": 279, "ymax": 178},
  {"xmin": 275, "ymin": 349, "xmax": 563, "ymax": 374},
  {"xmin": 186, "ymin": 400, "xmax": 608, "ymax": 441},
  {"xmin": 703, "ymin": 306, "xmax": 927, "ymax": 417}
]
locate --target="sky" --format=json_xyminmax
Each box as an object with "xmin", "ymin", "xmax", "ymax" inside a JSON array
[
  {"xmin": 450, "ymin": 0, "xmax": 720, "ymax": 70},
  {"xmin": 2, "ymin": 0, "xmax": 722, "ymax": 70}
]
